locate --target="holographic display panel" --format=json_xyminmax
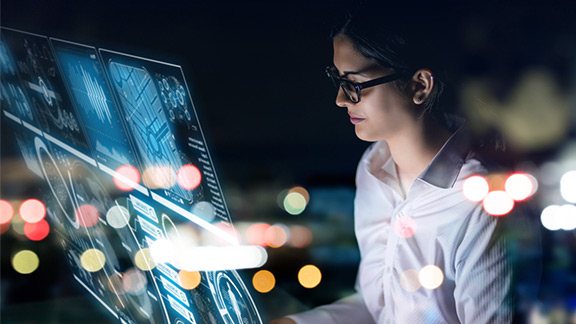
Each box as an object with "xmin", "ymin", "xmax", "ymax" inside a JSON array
[
  {"xmin": 1, "ymin": 28, "xmax": 262, "ymax": 324},
  {"xmin": 1, "ymin": 28, "xmax": 92, "ymax": 159},
  {"xmin": 50, "ymin": 39, "xmax": 138, "ymax": 172}
]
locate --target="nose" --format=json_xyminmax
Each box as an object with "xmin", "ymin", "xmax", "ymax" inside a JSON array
[{"xmin": 335, "ymin": 87, "xmax": 350, "ymax": 108}]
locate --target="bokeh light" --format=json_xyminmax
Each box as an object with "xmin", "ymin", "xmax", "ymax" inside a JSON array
[
  {"xmin": 123, "ymin": 268, "xmax": 147, "ymax": 295},
  {"xmin": 12, "ymin": 250, "xmax": 40, "ymax": 274},
  {"xmin": 177, "ymin": 164, "xmax": 202, "ymax": 190},
  {"xmin": 505, "ymin": 173, "xmax": 536, "ymax": 201},
  {"xmin": 289, "ymin": 225, "xmax": 313, "ymax": 248},
  {"xmin": 393, "ymin": 215, "xmax": 417, "ymax": 238},
  {"xmin": 253, "ymin": 270, "xmax": 275, "ymax": 293},
  {"xmin": 81, "ymin": 248, "xmax": 106, "ymax": 272},
  {"xmin": 106, "ymin": 205, "xmax": 130, "ymax": 229},
  {"xmin": 288, "ymin": 186, "xmax": 310, "ymax": 204},
  {"xmin": 150, "ymin": 238, "xmax": 175, "ymax": 264},
  {"xmin": 0, "ymin": 200, "xmax": 14, "ymax": 225},
  {"xmin": 462, "ymin": 176, "xmax": 489, "ymax": 202},
  {"xmin": 108, "ymin": 272, "xmax": 125, "ymax": 295},
  {"xmin": 541, "ymin": 205, "xmax": 562, "ymax": 231},
  {"xmin": 142, "ymin": 165, "xmax": 177, "ymax": 189},
  {"xmin": 75, "ymin": 204, "xmax": 100, "ymax": 228},
  {"xmin": 178, "ymin": 270, "xmax": 201, "ymax": 290},
  {"xmin": 419, "ymin": 265, "xmax": 444, "ymax": 290},
  {"xmin": 134, "ymin": 248, "xmax": 156, "ymax": 271},
  {"xmin": 114, "ymin": 165, "xmax": 141, "ymax": 191},
  {"xmin": 191, "ymin": 201, "xmax": 216, "ymax": 222},
  {"xmin": 298, "ymin": 265, "xmax": 322, "ymax": 289},
  {"xmin": 400, "ymin": 269, "xmax": 421, "ymax": 292},
  {"xmin": 283, "ymin": 192, "xmax": 307, "ymax": 215},
  {"xmin": 560, "ymin": 170, "xmax": 576, "ymax": 203},
  {"xmin": 19, "ymin": 199, "xmax": 46, "ymax": 223},
  {"xmin": 246, "ymin": 223, "xmax": 270, "ymax": 246},
  {"xmin": 264, "ymin": 224, "xmax": 289, "ymax": 248},
  {"xmin": 482, "ymin": 190, "xmax": 515, "ymax": 216},
  {"xmin": 541, "ymin": 204, "xmax": 576, "ymax": 231},
  {"xmin": 559, "ymin": 204, "xmax": 576, "ymax": 230},
  {"xmin": 23, "ymin": 219, "xmax": 50, "ymax": 241}
]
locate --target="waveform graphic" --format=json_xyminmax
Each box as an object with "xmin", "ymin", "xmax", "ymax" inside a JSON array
[{"xmin": 80, "ymin": 65, "xmax": 111, "ymax": 124}]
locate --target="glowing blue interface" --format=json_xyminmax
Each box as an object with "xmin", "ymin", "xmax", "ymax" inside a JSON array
[
  {"xmin": 1, "ymin": 27, "xmax": 262, "ymax": 324},
  {"xmin": 50, "ymin": 39, "xmax": 138, "ymax": 171}
]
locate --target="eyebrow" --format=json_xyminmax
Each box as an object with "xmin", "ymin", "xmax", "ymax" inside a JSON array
[{"xmin": 341, "ymin": 69, "xmax": 371, "ymax": 78}]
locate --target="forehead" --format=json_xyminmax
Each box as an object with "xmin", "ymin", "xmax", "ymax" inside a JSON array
[{"xmin": 332, "ymin": 35, "xmax": 378, "ymax": 74}]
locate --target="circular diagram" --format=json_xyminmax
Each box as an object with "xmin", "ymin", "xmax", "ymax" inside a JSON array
[{"xmin": 207, "ymin": 270, "xmax": 262, "ymax": 324}]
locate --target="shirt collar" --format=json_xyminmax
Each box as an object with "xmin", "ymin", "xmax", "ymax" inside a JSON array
[{"xmin": 418, "ymin": 123, "xmax": 471, "ymax": 189}]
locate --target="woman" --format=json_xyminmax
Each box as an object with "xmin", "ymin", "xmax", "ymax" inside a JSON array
[{"xmin": 272, "ymin": 3, "xmax": 512, "ymax": 323}]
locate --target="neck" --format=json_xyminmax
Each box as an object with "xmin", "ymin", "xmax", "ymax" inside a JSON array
[{"xmin": 387, "ymin": 117, "xmax": 451, "ymax": 191}]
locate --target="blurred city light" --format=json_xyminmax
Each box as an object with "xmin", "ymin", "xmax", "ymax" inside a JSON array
[
  {"xmin": 298, "ymin": 265, "xmax": 322, "ymax": 289},
  {"xmin": 174, "ymin": 245, "xmax": 267, "ymax": 271},
  {"xmin": 393, "ymin": 215, "xmax": 417, "ymax": 238},
  {"xmin": 178, "ymin": 270, "xmax": 201, "ymax": 290},
  {"xmin": 123, "ymin": 268, "xmax": 147, "ymax": 294},
  {"xmin": 283, "ymin": 191, "xmax": 307, "ymax": 215},
  {"xmin": 177, "ymin": 164, "xmax": 202, "ymax": 190},
  {"xmin": 150, "ymin": 238, "xmax": 175, "ymax": 264},
  {"xmin": 80, "ymin": 248, "xmax": 106, "ymax": 272},
  {"xmin": 12, "ymin": 250, "xmax": 40, "ymax": 275},
  {"xmin": 142, "ymin": 166, "xmax": 176, "ymax": 189},
  {"xmin": 418, "ymin": 265, "xmax": 444, "ymax": 290},
  {"xmin": 253, "ymin": 270, "xmax": 275, "ymax": 293},
  {"xmin": 288, "ymin": 225, "xmax": 313, "ymax": 248},
  {"xmin": 75, "ymin": 204, "xmax": 100, "ymax": 228},
  {"xmin": 0, "ymin": 199, "xmax": 14, "ymax": 225},
  {"xmin": 400, "ymin": 269, "xmax": 421, "ymax": 292},
  {"xmin": 106, "ymin": 205, "xmax": 130, "ymax": 229},
  {"xmin": 264, "ymin": 224, "xmax": 289, "ymax": 248},
  {"xmin": 462, "ymin": 175, "xmax": 489, "ymax": 202},
  {"xmin": 289, "ymin": 186, "xmax": 310, "ymax": 204},
  {"xmin": 134, "ymin": 248, "xmax": 156, "ymax": 271},
  {"xmin": 19, "ymin": 198, "xmax": 46, "ymax": 223},
  {"xmin": 23, "ymin": 219, "xmax": 50, "ymax": 241},
  {"xmin": 108, "ymin": 272, "xmax": 125, "ymax": 295},
  {"xmin": 246, "ymin": 223, "xmax": 270, "ymax": 246},
  {"xmin": 114, "ymin": 165, "xmax": 141, "ymax": 191},
  {"xmin": 541, "ymin": 204, "xmax": 576, "ymax": 231},
  {"xmin": 560, "ymin": 170, "xmax": 576, "ymax": 203},
  {"xmin": 482, "ymin": 190, "xmax": 515, "ymax": 216},
  {"xmin": 505, "ymin": 173, "xmax": 537, "ymax": 201},
  {"xmin": 191, "ymin": 201, "xmax": 216, "ymax": 222}
]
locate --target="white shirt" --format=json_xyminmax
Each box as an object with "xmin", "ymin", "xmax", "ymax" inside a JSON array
[{"xmin": 288, "ymin": 127, "xmax": 512, "ymax": 323}]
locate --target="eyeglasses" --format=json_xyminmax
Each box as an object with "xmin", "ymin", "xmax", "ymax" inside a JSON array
[{"xmin": 325, "ymin": 66, "xmax": 406, "ymax": 103}]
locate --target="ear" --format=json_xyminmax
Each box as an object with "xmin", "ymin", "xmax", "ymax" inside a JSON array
[{"xmin": 411, "ymin": 69, "xmax": 434, "ymax": 105}]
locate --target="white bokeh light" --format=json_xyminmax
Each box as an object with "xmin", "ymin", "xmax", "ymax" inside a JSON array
[
  {"xmin": 482, "ymin": 190, "xmax": 515, "ymax": 216},
  {"xmin": 560, "ymin": 170, "xmax": 576, "ymax": 203},
  {"xmin": 505, "ymin": 173, "xmax": 536, "ymax": 201},
  {"xmin": 462, "ymin": 176, "xmax": 490, "ymax": 202},
  {"xmin": 559, "ymin": 204, "xmax": 576, "ymax": 230},
  {"xmin": 541, "ymin": 205, "xmax": 561, "ymax": 231}
]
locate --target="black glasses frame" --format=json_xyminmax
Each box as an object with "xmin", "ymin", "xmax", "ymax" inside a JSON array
[{"xmin": 325, "ymin": 66, "xmax": 407, "ymax": 103}]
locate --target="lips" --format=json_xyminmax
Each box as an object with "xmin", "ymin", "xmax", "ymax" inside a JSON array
[{"xmin": 348, "ymin": 113, "xmax": 365, "ymax": 125}]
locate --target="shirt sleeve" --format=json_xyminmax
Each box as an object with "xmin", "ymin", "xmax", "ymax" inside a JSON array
[
  {"xmin": 453, "ymin": 205, "xmax": 513, "ymax": 323},
  {"xmin": 285, "ymin": 293, "xmax": 376, "ymax": 324}
]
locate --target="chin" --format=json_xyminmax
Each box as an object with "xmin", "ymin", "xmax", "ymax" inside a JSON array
[{"xmin": 355, "ymin": 130, "xmax": 379, "ymax": 143}]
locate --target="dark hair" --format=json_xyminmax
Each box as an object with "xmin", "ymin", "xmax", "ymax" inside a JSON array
[{"xmin": 332, "ymin": 2, "xmax": 460, "ymax": 121}]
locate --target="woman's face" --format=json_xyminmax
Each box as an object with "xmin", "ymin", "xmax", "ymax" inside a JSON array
[{"xmin": 332, "ymin": 34, "xmax": 415, "ymax": 142}]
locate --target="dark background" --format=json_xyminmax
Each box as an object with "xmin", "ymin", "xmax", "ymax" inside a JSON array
[{"xmin": 2, "ymin": 0, "xmax": 576, "ymax": 323}]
